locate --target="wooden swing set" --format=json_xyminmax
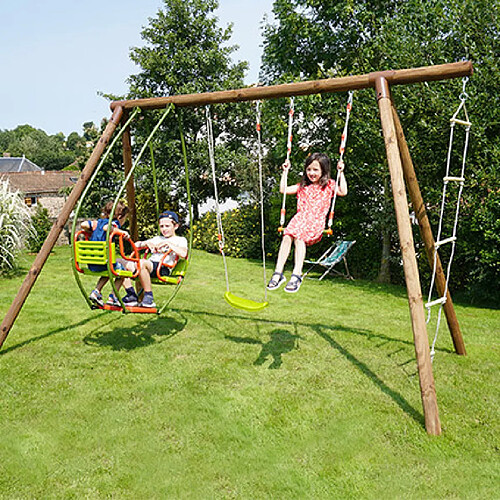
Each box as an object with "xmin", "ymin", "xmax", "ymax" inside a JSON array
[{"xmin": 0, "ymin": 60, "xmax": 472, "ymax": 435}]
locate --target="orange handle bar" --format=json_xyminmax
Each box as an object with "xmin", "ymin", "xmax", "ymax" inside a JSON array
[
  {"xmin": 156, "ymin": 249, "xmax": 179, "ymax": 283},
  {"xmin": 110, "ymin": 230, "xmax": 141, "ymax": 278}
]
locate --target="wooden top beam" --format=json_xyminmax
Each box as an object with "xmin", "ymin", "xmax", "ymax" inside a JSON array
[{"xmin": 110, "ymin": 61, "xmax": 472, "ymax": 111}]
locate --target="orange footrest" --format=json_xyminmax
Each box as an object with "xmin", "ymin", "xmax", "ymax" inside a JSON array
[{"xmin": 99, "ymin": 304, "xmax": 158, "ymax": 314}]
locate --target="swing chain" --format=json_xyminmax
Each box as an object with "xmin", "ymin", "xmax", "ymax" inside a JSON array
[
  {"xmin": 255, "ymin": 100, "xmax": 268, "ymax": 302},
  {"xmin": 279, "ymin": 97, "xmax": 295, "ymax": 231},
  {"xmin": 206, "ymin": 107, "xmax": 226, "ymax": 254}
]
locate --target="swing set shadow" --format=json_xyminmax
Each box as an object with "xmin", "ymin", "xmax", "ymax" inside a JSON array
[
  {"xmin": 82, "ymin": 312, "xmax": 187, "ymax": 351},
  {"xmin": 0, "ymin": 310, "xmax": 187, "ymax": 356},
  {"xmin": 1, "ymin": 303, "xmax": 430, "ymax": 427},
  {"xmin": 176, "ymin": 306, "xmax": 427, "ymax": 427}
]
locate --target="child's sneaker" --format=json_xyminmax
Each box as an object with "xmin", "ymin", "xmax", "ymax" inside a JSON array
[
  {"xmin": 89, "ymin": 289, "xmax": 104, "ymax": 307},
  {"xmin": 122, "ymin": 292, "xmax": 138, "ymax": 307},
  {"xmin": 106, "ymin": 294, "xmax": 120, "ymax": 306},
  {"xmin": 140, "ymin": 294, "xmax": 156, "ymax": 308},
  {"xmin": 284, "ymin": 274, "xmax": 303, "ymax": 294},
  {"xmin": 267, "ymin": 272, "xmax": 286, "ymax": 290}
]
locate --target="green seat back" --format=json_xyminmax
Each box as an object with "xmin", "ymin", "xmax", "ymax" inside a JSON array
[
  {"xmin": 75, "ymin": 240, "xmax": 134, "ymax": 277},
  {"xmin": 151, "ymin": 258, "xmax": 189, "ymax": 285}
]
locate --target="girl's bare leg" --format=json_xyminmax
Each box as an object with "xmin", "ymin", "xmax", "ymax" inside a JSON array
[
  {"xmin": 274, "ymin": 235, "xmax": 293, "ymax": 274},
  {"xmin": 292, "ymin": 239, "xmax": 306, "ymax": 276}
]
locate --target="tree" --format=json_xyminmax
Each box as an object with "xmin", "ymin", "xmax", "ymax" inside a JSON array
[
  {"xmin": 260, "ymin": 0, "xmax": 499, "ymax": 301},
  {"xmin": 0, "ymin": 125, "xmax": 90, "ymax": 171},
  {"xmin": 122, "ymin": 0, "xmax": 255, "ymax": 226}
]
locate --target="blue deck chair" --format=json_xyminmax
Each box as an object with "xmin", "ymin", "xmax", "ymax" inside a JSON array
[{"xmin": 303, "ymin": 240, "xmax": 356, "ymax": 281}]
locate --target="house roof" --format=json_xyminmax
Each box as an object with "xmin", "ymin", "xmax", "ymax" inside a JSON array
[
  {"xmin": 0, "ymin": 156, "xmax": 42, "ymax": 173},
  {"xmin": 1, "ymin": 170, "xmax": 80, "ymax": 195}
]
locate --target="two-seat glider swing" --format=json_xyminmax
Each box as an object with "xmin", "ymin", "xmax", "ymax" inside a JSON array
[
  {"xmin": 1, "ymin": 61, "xmax": 473, "ymax": 436},
  {"xmin": 71, "ymin": 104, "xmax": 192, "ymax": 315}
]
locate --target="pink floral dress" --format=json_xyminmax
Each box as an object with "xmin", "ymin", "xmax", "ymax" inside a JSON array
[{"xmin": 284, "ymin": 179, "xmax": 336, "ymax": 245}]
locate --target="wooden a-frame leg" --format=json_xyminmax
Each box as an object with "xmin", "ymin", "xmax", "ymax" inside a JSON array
[
  {"xmin": 0, "ymin": 107, "xmax": 124, "ymax": 349},
  {"xmin": 373, "ymin": 75, "xmax": 441, "ymax": 435}
]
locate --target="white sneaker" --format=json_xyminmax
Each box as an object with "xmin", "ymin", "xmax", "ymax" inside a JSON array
[
  {"xmin": 106, "ymin": 294, "xmax": 120, "ymax": 306},
  {"xmin": 140, "ymin": 295, "xmax": 156, "ymax": 308},
  {"xmin": 89, "ymin": 289, "xmax": 104, "ymax": 307}
]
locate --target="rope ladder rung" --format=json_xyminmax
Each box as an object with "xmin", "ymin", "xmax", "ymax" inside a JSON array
[
  {"xmin": 450, "ymin": 117, "xmax": 472, "ymax": 127},
  {"xmin": 435, "ymin": 236, "xmax": 457, "ymax": 248},
  {"xmin": 443, "ymin": 176, "xmax": 465, "ymax": 183},
  {"xmin": 426, "ymin": 296, "xmax": 447, "ymax": 309}
]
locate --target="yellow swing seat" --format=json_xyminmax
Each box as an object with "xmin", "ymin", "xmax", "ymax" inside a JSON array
[{"xmin": 224, "ymin": 291, "xmax": 268, "ymax": 312}]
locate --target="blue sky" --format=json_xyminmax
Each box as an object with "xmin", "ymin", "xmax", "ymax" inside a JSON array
[{"xmin": 0, "ymin": 0, "xmax": 273, "ymax": 137}]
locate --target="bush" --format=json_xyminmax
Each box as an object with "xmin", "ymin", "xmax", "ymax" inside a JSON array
[
  {"xmin": 26, "ymin": 204, "xmax": 52, "ymax": 253},
  {"xmin": 0, "ymin": 180, "xmax": 34, "ymax": 272},
  {"xmin": 192, "ymin": 204, "xmax": 264, "ymax": 259}
]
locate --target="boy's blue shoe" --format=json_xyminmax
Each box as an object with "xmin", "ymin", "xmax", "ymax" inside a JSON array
[
  {"xmin": 122, "ymin": 292, "xmax": 138, "ymax": 307},
  {"xmin": 140, "ymin": 295, "xmax": 156, "ymax": 308},
  {"xmin": 106, "ymin": 294, "xmax": 120, "ymax": 306},
  {"xmin": 89, "ymin": 289, "xmax": 104, "ymax": 307}
]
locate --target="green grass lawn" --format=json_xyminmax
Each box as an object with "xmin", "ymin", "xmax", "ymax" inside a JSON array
[{"xmin": 0, "ymin": 246, "xmax": 498, "ymax": 498}]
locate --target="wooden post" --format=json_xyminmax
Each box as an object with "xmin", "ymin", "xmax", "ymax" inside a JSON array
[
  {"xmin": 122, "ymin": 112, "xmax": 138, "ymax": 241},
  {"xmin": 391, "ymin": 104, "xmax": 466, "ymax": 355},
  {"xmin": 0, "ymin": 106, "xmax": 124, "ymax": 349},
  {"xmin": 373, "ymin": 76, "xmax": 441, "ymax": 435}
]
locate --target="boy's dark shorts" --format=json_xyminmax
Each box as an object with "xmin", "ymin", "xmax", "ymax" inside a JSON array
[{"xmin": 151, "ymin": 261, "xmax": 172, "ymax": 277}]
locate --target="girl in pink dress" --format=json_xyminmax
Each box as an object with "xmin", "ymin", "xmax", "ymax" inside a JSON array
[{"xmin": 267, "ymin": 152, "xmax": 348, "ymax": 293}]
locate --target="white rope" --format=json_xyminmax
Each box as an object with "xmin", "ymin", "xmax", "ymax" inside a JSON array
[
  {"xmin": 256, "ymin": 101, "xmax": 268, "ymax": 301},
  {"xmin": 327, "ymin": 91, "xmax": 354, "ymax": 232},
  {"xmin": 279, "ymin": 97, "xmax": 294, "ymax": 229},
  {"xmin": 426, "ymin": 77, "xmax": 471, "ymax": 361},
  {"xmin": 206, "ymin": 106, "xmax": 230, "ymax": 292}
]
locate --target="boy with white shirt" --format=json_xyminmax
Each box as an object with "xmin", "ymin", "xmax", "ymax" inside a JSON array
[{"xmin": 122, "ymin": 210, "xmax": 188, "ymax": 308}]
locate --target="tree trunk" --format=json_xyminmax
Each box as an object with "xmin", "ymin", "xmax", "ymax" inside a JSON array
[
  {"xmin": 377, "ymin": 228, "xmax": 391, "ymax": 283},
  {"xmin": 191, "ymin": 197, "xmax": 200, "ymax": 222},
  {"xmin": 376, "ymin": 175, "xmax": 392, "ymax": 283}
]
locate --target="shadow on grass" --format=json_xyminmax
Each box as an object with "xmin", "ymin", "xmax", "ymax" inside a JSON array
[
  {"xmin": 0, "ymin": 312, "xmax": 119, "ymax": 356},
  {"xmin": 177, "ymin": 306, "xmax": 451, "ymax": 354},
  {"xmin": 83, "ymin": 313, "xmax": 187, "ymax": 351},
  {"xmin": 175, "ymin": 307, "xmax": 425, "ymax": 428},
  {"xmin": 226, "ymin": 328, "xmax": 302, "ymax": 369},
  {"xmin": 311, "ymin": 324, "xmax": 425, "ymax": 428}
]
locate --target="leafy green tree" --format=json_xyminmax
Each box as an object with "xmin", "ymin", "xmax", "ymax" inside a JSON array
[
  {"xmin": 122, "ymin": 0, "xmax": 255, "ymax": 225},
  {"xmin": 261, "ymin": 0, "xmax": 499, "ymax": 302},
  {"xmin": 26, "ymin": 205, "xmax": 52, "ymax": 253},
  {"xmin": 0, "ymin": 125, "xmax": 89, "ymax": 170}
]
